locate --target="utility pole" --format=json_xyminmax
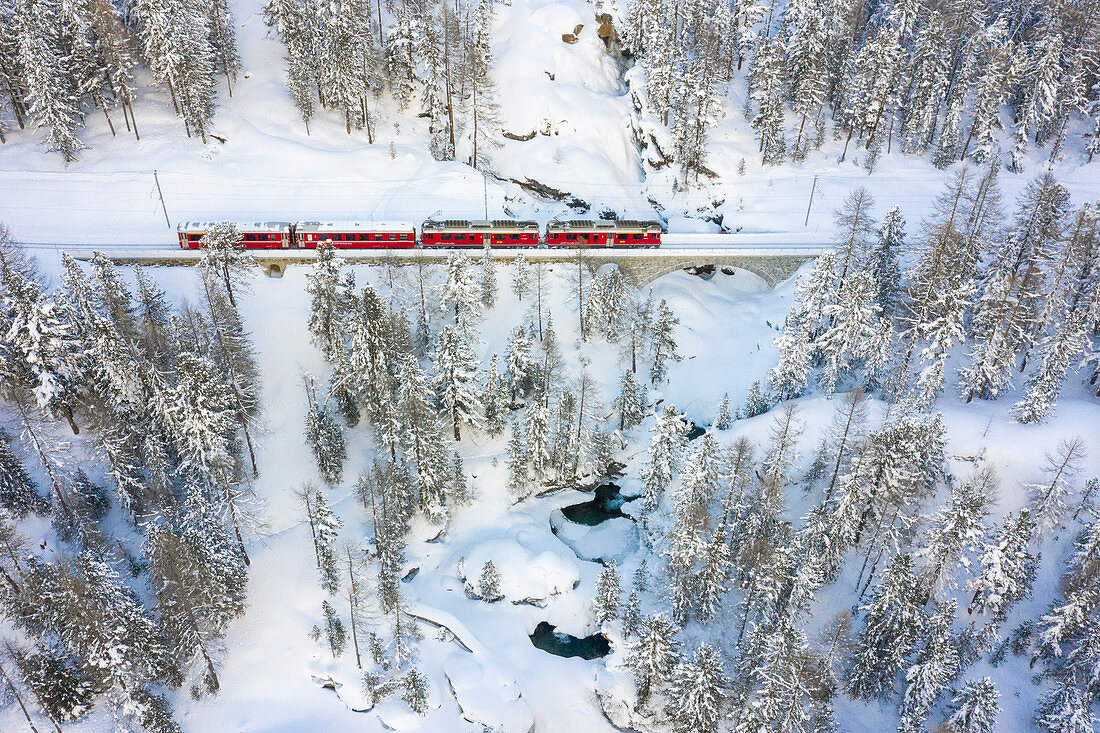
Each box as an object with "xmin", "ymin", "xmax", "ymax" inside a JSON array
[
  {"xmin": 483, "ymin": 174, "xmax": 489, "ymax": 220},
  {"xmin": 153, "ymin": 170, "xmax": 171, "ymax": 228},
  {"xmin": 804, "ymin": 175, "xmax": 818, "ymax": 228}
]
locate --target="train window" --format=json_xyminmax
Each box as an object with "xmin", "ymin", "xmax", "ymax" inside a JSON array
[
  {"xmin": 189, "ymin": 234, "xmax": 202, "ymax": 241},
  {"xmin": 567, "ymin": 233, "xmax": 577, "ymax": 240},
  {"xmin": 632, "ymin": 234, "xmax": 642, "ymax": 240},
  {"xmin": 510, "ymin": 234, "xmax": 519, "ymax": 241},
  {"xmin": 388, "ymin": 234, "xmax": 396, "ymax": 241},
  {"xmin": 442, "ymin": 234, "xmax": 452, "ymax": 241}
]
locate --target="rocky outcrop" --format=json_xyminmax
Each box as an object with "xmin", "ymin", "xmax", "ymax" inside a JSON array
[{"xmin": 505, "ymin": 176, "xmax": 590, "ymax": 211}]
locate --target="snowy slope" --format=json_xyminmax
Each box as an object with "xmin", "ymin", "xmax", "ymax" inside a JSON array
[{"xmin": 2, "ymin": 0, "xmax": 1098, "ymax": 249}]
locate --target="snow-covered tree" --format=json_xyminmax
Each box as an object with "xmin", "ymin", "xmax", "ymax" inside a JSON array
[
  {"xmin": 898, "ymin": 600, "xmax": 959, "ymax": 732},
  {"xmin": 949, "ymin": 678, "xmax": 1000, "ymax": 733},
  {"xmin": 650, "ymin": 299, "xmax": 680, "ymax": 383},
  {"xmin": 1027, "ymin": 437, "xmax": 1087, "ymax": 534},
  {"xmin": 478, "ymin": 559, "xmax": 502, "ymax": 601},
  {"xmin": 626, "ymin": 613, "xmax": 678, "ymax": 707},
  {"xmin": 306, "ymin": 241, "xmax": 346, "ymax": 361},
  {"xmin": 713, "ymin": 393, "xmax": 732, "ymax": 430},
  {"xmin": 432, "ymin": 325, "xmax": 481, "ymax": 441},
  {"xmin": 615, "ymin": 370, "xmax": 648, "ymax": 431},
  {"xmin": 968, "ymin": 510, "xmax": 1037, "ymax": 624},
  {"xmin": 846, "ymin": 553, "xmax": 925, "ymax": 699},
  {"xmin": 594, "ymin": 561, "xmax": 621, "ymax": 626},
  {"xmin": 664, "ymin": 644, "xmax": 727, "ymax": 733},
  {"xmin": 642, "ymin": 405, "xmax": 685, "ymax": 511}
]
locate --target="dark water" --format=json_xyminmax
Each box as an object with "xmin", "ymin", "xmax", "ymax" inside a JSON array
[
  {"xmin": 529, "ymin": 622, "xmax": 611, "ymax": 659},
  {"xmin": 561, "ymin": 483, "xmax": 636, "ymax": 526},
  {"xmin": 686, "ymin": 424, "xmax": 706, "ymax": 441}
]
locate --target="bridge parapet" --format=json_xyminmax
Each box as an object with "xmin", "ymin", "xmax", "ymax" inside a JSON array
[{"xmin": 77, "ymin": 246, "xmax": 827, "ymax": 288}]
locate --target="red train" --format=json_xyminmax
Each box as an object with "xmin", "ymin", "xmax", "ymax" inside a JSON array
[{"xmin": 177, "ymin": 218, "xmax": 662, "ymax": 249}]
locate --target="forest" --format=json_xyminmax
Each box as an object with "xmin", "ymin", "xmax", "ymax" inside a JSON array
[
  {"xmin": 0, "ymin": 0, "xmax": 1097, "ymax": 179},
  {"xmin": 0, "ymin": 152, "xmax": 1098, "ymax": 730}
]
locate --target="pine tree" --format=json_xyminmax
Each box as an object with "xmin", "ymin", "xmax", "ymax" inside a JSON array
[
  {"xmin": 15, "ymin": 0, "xmax": 85, "ymax": 162},
  {"xmin": 917, "ymin": 467, "xmax": 994, "ymax": 598},
  {"xmin": 524, "ymin": 400, "xmax": 552, "ymax": 481},
  {"xmin": 478, "ymin": 244, "xmax": 497, "ymax": 308},
  {"xmin": 0, "ymin": 428, "xmax": 47, "ymax": 517},
  {"xmin": 749, "ymin": 36, "xmax": 787, "ymax": 164},
  {"xmin": 623, "ymin": 590, "xmax": 641, "ymax": 638},
  {"xmin": 846, "ymin": 553, "xmax": 926, "ymax": 699},
  {"xmin": 898, "ymin": 600, "xmax": 959, "ymax": 732},
  {"xmin": 482, "ymin": 353, "xmax": 507, "ymax": 437},
  {"xmin": 304, "ymin": 377, "xmax": 347, "ymax": 485},
  {"xmin": 403, "ymin": 667, "xmax": 429, "ymax": 714},
  {"xmin": 816, "ymin": 272, "xmax": 886, "ymax": 394},
  {"xmin": 478, "ymin": 559, "xmax": 502, "ymax": 601},
  {"xmin": 949, "ymin": 678, "xmax": 1000, "ymax": 733},
  {"xmin": 506, "ymin": 422, "xmax": 528, "ymax": 500},
  {"xmin": 504, "ymin": 325, "xmax": 535, "ymax": 403},
  {"xmin": 664, "ymin": 644, "xmax": 727, "ymax": 733},
  {"xmin": 299, "ymin": 483, "xmax": 341, "ymax": 594},
  {"xmin": 968, "ymin": 510, "xmax": 1037, "ymax": 624},
  {"xmin": 594, "ymin": 561, "xmax": 621, "ymax": 626},
  {"xmin": 626, "ymin": 613, "xmax": 678, "ymax": 708},
  {"xmin": 1013, "ymin": 309, "xmax": 1090, "ymax": 423},
  {"xmin": 870, "ymin": 206, "xmax": 905, "ymax": 317},
  {"xmin": 615, "ymin": 370, "xmax": 648, "ymax": 431},
  {"xmin": 432, "ymin": 325, "xmax": 482, "ymax": 441},
  {"xmin": 321, "ymin": 599, "xmax": 347, "ymax": 657},
  {"xmin": 713, "ymin": 393, "xmax": 732, "ymax": 430},
  {"xmin": 642, "ymin": 405, "xmax": 685, "ymax": 511},
  {"xmin": 650, "ymin": 299, "xmax": 681, "ymax": 383},
  {"xmin": 306, "ymin": 241, "xmax": 346, "ymax": 361},
  {"xmin": 1035, "ymin": 684, "xmax": 1097, "ymax": 733},
  {"xmin": 512, "ymin": 253, "xmax": 531, "ymax": 301},
  {"xmin": 1027, "ymin": 437, "xmax": 1087, "ymax": 534},
  {"xmin": 197, "ymin": 222, "xmax": 256, "ymax": 310}
]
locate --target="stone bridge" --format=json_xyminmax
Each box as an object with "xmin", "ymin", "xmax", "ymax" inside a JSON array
[{"xmin": 85, "ymin": 246, "xmax": 827, "ymax": 289}]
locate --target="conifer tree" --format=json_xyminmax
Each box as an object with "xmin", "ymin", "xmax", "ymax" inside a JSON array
[
  {"xmin": 512, "ymin": 253, "xmax": 531, "ymax": 301},
  {"xmin": 482, "ymin": 353, "xmax": 507, "ymax": 437},
  {"xmin": 968, "ymin": 510, "xmax": 1037, "ymax": 625},
  {"xmin": 506, "ymin": 421, "xmax": 528, "ymax": 501},
  {"xmin": 626, "ymin": 613, "xmax": 678, "ymax": 708},
  {"xmin": 917, "ymin": 467, "xmax": 994, "ymax": 598},
  {"xmin": 846, "ymin": 553, "xmax": 925, "ymax": 699},
  {"xmin": 650, "ymin": 299, "xmax": 680, "ymax": 383},
  {"xmin": 642, "ymin": 405, "xmax": 684, "ymax": 511},
  {"xmin": 615, "ymin": 370, "xmax": 648, "ymax": 431},
  {"xmin": 713, "ymin": 393, "xmax": 732, "ymax": 430},
  {"xmin": 665, "ymin": 644, "xmax": 727, "ymax": 733},
  {"xmin": 1027, "ymin": 437, "xmax": 1087, "ymax": 534},
  {"xmin": 594, "ymin": 561, "xmax": 621, "ymax": 626},
  {"xmin": 432, "ymin": 325, "xmax": 481, "ymax": 441},
  {"xmin": 898, "ymin": 600, "xmax": 959, "ymax": 732},
  {"xmin": 306, "ymin": 241, "xmax": 346, "ymax": 362},
  {"xmin": 304, "ymin": 376, "xmax": 347, "ymax": 485},
  {"xmin": 0, "ymin": 428, "xmax": 46, "ymax": 517},
  {"xmin": 949, "ymin": 678, "xmax": 1000, "ymax": 733},
  {"xmin": 478, "ymin": 244, "xmax": 497, "ymax": 308},
  {"xmin": 478, "ymin": 559, "xmax": 502, "ymax": 601}
]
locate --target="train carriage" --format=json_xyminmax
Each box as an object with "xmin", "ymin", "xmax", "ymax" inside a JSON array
[
  {"xmin": 178, "ymin": 221, "xmax": 293, "ymax": 249},
  {"xmin": 422, "ymin": 219, "xmax": 539, "ymax": 247},
  {"xmin": 546, "ymin": 219, "xmax": 617, "ymax": 247},
  {"xmin": 610, "ymin": 220, "xmax": 662, "ymax": 248},
  {"xmin": 295, "ymin": 221, "xmax": 416, "ymax": 249}
]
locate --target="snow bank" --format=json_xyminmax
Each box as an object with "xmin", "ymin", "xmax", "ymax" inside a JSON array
[
  {"xmin": 456, "ymin": 537, "xmax": 581, "ymax": 602},
  {"xmin": 444, "ymin": 653, "xmax": 535, "ymax": 732},
  {"xmin": 550, "ymin": 510, "xmax": 639, "ymax": 564}
]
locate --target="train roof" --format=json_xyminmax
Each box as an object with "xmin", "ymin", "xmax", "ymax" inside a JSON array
[
  {"xmin": 614, "ymin": 220, "xmax": 663, "ymax": 231},
  {"xmin": 178, "ymin": 221, "xmax": 292, "ymax": 233},
  {"xmin": 423, "ymin": 219, "xmax": 539, "ymax": 231},
  {"xmin": 547, "ymin": 219, "xmax": 617, "ymax": 230},
  {"xmin": 295, "ymin": 220, "xmax": 415, "ymax": 233}
]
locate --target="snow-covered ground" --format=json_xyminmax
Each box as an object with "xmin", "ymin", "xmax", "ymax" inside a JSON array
[
  {"xmin": 3, "ymin": 251, "xmax": 1096, "ymax": 732},
  {"xmin": 2, "ymin": 0, "xmax": 1098, "ymax": 248}
]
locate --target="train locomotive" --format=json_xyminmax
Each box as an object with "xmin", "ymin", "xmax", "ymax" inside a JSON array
[{"xmin": 177, "ymin": 218, "xmax": 662, "ymax": 250}]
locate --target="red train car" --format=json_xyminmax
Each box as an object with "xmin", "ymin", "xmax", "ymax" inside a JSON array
[
  {"xmin": 178, "ymin": 221, "xmax": 293, "ymax": 249},
  {"xmin": 546, "ymin": 219, "xmax": 617, "ymax": 246},
  {"xmin": 610, "ymin": 220, "xmax": 662, "ymax": 247},
  {"xmin": 422, "ymin": 219, "xmax": 539, "ymax": 247},
  {"xmin": 295, "ymin": 221, "xmax": 416, "ymax": 249}
]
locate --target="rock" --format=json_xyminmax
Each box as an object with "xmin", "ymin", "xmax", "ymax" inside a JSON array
[
  {"xmin": 573, "ymin": 23, "xmax": 584, "ymax": 35},
  {"xmin": 562, "ymin": 32, "xmax": 577, "ymax": 43},
  {"xmin": 503, "ymin": 129, "xmax": 537, "ymax": 141},
  {"xmin": 505, "ymin": 176, "xmax": 590, "ymax": 212}
]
